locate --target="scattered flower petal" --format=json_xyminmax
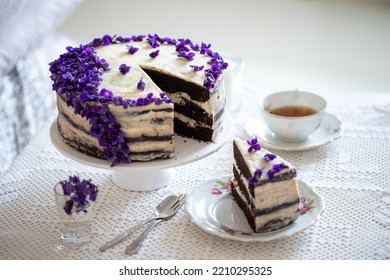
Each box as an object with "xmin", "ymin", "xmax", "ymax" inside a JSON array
[
  {"xmin": 126, "ymin": 45, "xmax": 139, "ymax": 54},
  {"xmin": 247, "ymin": 137, "xmax": 261, "ymax": 152},
  {"xmin": 119, "ymin": 64, "xmax": 131, "ymax": 74},
  {"xmin": 190, "ymin": 65, "xmax": 204, "ymax": 71},
  {"xmin": 149, "ymin": 49, "xmax": 160, "ymax": 58},
  {"xmin": 264, "ymin": 153, "xmax": 277, "ymax": 161},
  {"xmin": 137, "ymin": 78, "xmax": 145, "ymax": 90}
]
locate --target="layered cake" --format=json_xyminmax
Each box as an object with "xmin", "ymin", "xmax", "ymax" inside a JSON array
[
  {"xmin": 49, "ymin": 34, "xmax": 227, "ymax": 165},
  {"xmin": 232, "ymin": 137, "xmax": 300, "ymax": 232}
]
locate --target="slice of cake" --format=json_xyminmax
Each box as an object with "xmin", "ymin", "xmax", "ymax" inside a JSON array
[
  {"xmin": 49, "ymin": 34, "xmax": 227, "ymax": 166},
  {"xmin": 231, "ymin": 137, "xmax": 300, "ymax": 232}
]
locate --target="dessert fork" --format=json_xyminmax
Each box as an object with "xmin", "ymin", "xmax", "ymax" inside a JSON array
[
  {"xmin": 125, "ymin": 194, "xmax": 187, "ymax": 255},
  {"xmin": 99, "ymin": 194, "xmax": 183, "ymax": 252}
]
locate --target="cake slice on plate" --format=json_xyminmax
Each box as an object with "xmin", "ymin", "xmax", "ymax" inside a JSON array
[{"xmin": 231, "ymin": 137, "xmax": 300, "ymax": 233}]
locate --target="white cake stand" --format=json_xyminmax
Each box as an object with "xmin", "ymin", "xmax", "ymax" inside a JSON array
[{"xmin": 49, "ymin": 113, "xmax": 233, "ymax": 191}]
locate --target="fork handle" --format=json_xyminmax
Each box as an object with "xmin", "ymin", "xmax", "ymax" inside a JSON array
[
  {"xmin": 99, "ymin": 217, "xmax": 153, "ymax": 252},
  {"xmin": 125, "ymin": 219, "xmax": 163, "ymax": 255}
]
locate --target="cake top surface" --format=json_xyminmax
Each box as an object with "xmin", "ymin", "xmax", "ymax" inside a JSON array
[
  {"xmin": 234, "ymin": 137, "xmax": 295, "ymax": 183},
  {"xmin": 50, "ymin": 34, "xmax": 228, "ymax": 101},
  {"xmin": 96, "ymin": 39, "xmax": 222, "ymax": 99}
]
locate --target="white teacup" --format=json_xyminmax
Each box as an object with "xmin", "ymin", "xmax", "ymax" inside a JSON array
[{"xmin": 258, "ymin": 90, "xmax": 327, "ymax": 142}]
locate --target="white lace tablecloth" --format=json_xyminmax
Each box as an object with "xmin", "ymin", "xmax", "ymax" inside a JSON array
[{"xmin": 1, "ymin": 89, "xmax": 389, "ymax": 260}]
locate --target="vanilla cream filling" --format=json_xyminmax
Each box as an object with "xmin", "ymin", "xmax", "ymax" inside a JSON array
[{"xmin": 253, "ymin": 179, "xmax": 299, "ymax": 210}]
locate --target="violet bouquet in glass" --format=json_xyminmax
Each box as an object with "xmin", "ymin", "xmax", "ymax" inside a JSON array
[
  {"xmin": 58, "ymin": 175, "xmax": 99, "ymax": 216},
  {"xmin": 54, "ymin": 175, "xmax": 99, "ymax": 246}
]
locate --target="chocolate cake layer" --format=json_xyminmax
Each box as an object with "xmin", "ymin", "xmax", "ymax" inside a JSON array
[
  {"xmin": 233, "ymin": 141, "xmax": 252, "ymax": 179},
  {"xmin": 233, "ymin": 163, "xmax": 253, "ymax": 200},
  {"xmin": 255, "ymin": 199, "xmax": 300, "ymax": 216},
  {"xmin": 231, "ymin": 182, "xmax": 257, "ymax": 232},
  {"xmin": 174, "ymin": 118, "xmax": 215, "ymax": 141},
  {"xmin": 141, "ymin": 67, "xmax": 210, "ymax": 102}
]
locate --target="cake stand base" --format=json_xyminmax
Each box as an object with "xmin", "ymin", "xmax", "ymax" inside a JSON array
[{"xmin": 111, "ymin": 168, "xmax": 175, "ymax": 191}]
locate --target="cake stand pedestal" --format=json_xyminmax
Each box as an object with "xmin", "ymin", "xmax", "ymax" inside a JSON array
[
  {"xmin": 49, "ymin": 113, "xmax": 233, "ymax": 191},
  {"xmin": 110, "ymin": 168, "xmax": 175, "ymax": 191}
]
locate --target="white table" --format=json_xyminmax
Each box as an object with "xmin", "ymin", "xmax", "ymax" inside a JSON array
[{"xmin": 1, "ymin": 88, "xmax": 389, "ymax": 260}]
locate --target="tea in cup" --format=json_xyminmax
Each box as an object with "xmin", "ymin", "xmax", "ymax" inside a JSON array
[{"xmin": 258, "ymin": 90, "xmax": 327, "ymax": 142}]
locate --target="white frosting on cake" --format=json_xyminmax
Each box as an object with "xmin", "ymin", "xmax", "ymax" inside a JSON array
[{"xmin": 95, "ymin": 42, "xmax": 214, "ymax": 97}]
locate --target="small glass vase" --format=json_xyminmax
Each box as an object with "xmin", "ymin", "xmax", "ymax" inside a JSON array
[{"xmin": 54, "ymin": 183, "xmax": 93, "ymax": 246}]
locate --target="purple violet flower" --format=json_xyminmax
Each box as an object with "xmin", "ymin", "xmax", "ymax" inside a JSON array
[
  {"xmin": 147, "ymin": 34, "xmax": 161, "ymax": 48},
  {"xmin": 149, "ymin": 50, "xmax": 160, "ymax": 58},
  {"xmin": 160, "ymin": 92, "xmax": 172, "ymax": 103},
  {"xmin": 101, "ymin": 34, "xmax": 112, "ymax": 45},
  {"xmin": 267, "ymin": 163, "xmax": 289, "ymax": 181},
  {"xmin": 177, "ymin": 51, "xmax": 195, "ymax": 61},
  {"xmin": 264, "ymin": 153, "xmax": 277, "ymax": 161},
  {"xmin": 188, "ymin": 40, "xmax": 200, "ymax": 51},
  {"xmin": 119, "ymin": 64, "xmax": 131, "ymax": 74},
  {"xmin": 59, "ymin": 175, "xmax": 99, "ymax": 215},
  {"xmin": 190, "ymin": 65, "xmax": 204, "ymax": 72},
  {"xmin": 90, "ymin": 38, "xmax": 102, "ymax": 47},
  {"xmin": 131, "ymin": 35, "xmax": 146, "ymax": 41},
  {"xmin": 164, "ymin": 37, "xmax": 177, "ymax": 45},
  {"xmin": 247, "ymin": 169, "xmax": 263, "ymax": 185},
  {"xmin": 247, "ymin": 137, "xmax": 261, "ymax": 153},
  {"xmin": 116, "ymin": 36, "xmax": 131, "ymax": 43},
  {"xmin": 137, "ymin": 78, "xmax": 146, "ymax": 90},
  {"xmin": 200, "ymin": 42, "xmax": 211, "ymax": 54},
  {"xmin": 126, "ymin": 45, "xmax": 139, "ymax": 54},
  {"xmin": 176, "ymin": 39, "xmax": 190, "ymax": 52}
]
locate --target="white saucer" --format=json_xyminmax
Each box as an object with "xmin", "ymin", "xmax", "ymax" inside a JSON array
[
  {"xmin": 50, "ymin": 113, "xmax": 233, "ymax": 191},
  {"xmin": 185, "ymin": 175, "xmax": 325, "ymax": 242},
  {"xmin": 240, "ymin": 112, "xmax": 344, "ymax": 151}
]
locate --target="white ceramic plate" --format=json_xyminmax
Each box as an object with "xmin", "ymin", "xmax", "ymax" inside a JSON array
[
  {"xmin": 241, "ymin": 112, "xmax": 344, "ymax": 151},
  {"xmin": 185, "ymin": 175, "xmax": 325, "ymax": 242}
]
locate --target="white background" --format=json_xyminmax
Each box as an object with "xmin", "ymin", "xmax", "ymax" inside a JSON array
[{"xmin": 59, "ymin": 0, "xmax": 390, "ymax": 96}]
